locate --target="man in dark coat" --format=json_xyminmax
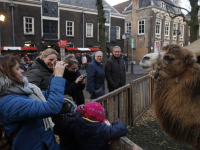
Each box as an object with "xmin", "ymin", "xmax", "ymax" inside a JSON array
[{"xmin": 105, "ymin": 46, "xmax": 126, "ymax": 92}]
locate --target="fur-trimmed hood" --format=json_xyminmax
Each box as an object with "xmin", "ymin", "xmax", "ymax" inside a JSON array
[{"xmin": 0, "ymin": 71, "xmax": 12, "ymax": 94}]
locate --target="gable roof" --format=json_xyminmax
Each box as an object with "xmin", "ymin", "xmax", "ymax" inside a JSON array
[
  {"xmin": 115, "ymin": 0, "xmax": 180, "ymax": 13},
  {"xmin": 113, "ymin": 0, "xmax": 132, "ymax": 13},
  {"xmin": 60, "ymin": 0, "xmax": 120, "ymax": 14}
]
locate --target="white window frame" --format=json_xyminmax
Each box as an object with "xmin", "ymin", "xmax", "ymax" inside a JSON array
[
  {"xmin": 155, "ymin": 19, "xmax": 162, "ymax": 35},
  {"xmin": 180, "ymin": 24, "xmax": 184, "ymax": 38},
  {"xmin": 66, "ymin": 21, "xmax": 74, "ymax": 36},
  {"xmin": 97, "ymin": 23, "xmax": 110, "ymax": 42},
  {"xmin": 23, "ymin": 17, "xmax": 34, "ymax": 35},
  {"xmin": 188, "ymin": 26, "xmax": 190, "ymax": 36},
  {"xmin": 161, "ymin": 2, "xmax": 166, "ymax": 8},
  {"xmin": 116, "ymin": 26, "xmax": 120, "ymax": 40},
  {"xmin": 163, "ymin": 42, "xmax": 169, "ymax": 46},
  {"xmin": 138, "ymin": 19, "xmax": 145, "ymax": 35},
  {"xmin": 164, "ymin": 21, "xmax": 170, "ymax": 36},
  {"xmin": 173, "ymin": 23, "xmax": 178, "ymax": 37},
  {"xmin": 125, "ymin": 22, "xmax": 131, "ymax": 33},
  {"xmin": 199, "ymin": 24, "xmax": 200, "ymax": 36},
  {"xmin": 86, "ymin": 23, "xmax": 93, "ymax": 38},
  {"xmin": 179, "ymin": 43, "xmax": 183, "ymax": 47}
]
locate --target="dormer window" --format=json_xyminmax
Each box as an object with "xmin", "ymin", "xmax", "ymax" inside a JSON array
[{"xmin": 161, "ymin": 2, "xmax": 166, "ymax": 9}]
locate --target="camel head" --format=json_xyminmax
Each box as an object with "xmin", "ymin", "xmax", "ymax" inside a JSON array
[{"xmin": 140, "ymin": 44, "xmax": 197, "ymax": 79}]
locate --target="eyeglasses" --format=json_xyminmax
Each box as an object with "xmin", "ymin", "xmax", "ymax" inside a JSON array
[
  {"xmin": 96, "ymin": 56, "xmax": 102, "ymax": 58},
  {"xmin": 70, "ymin": 68, "xmax": 78, "ymax": 71}
]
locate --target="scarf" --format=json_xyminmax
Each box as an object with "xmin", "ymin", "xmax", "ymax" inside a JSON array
[
  {"xmin": 36, "ymin": 58, "xmax": 53, "ymax": 73},
  {"xmin": 63, "ymin": 68, "xmax": 78, "ymax": 82},
  {"xmin": 1, "ymin": 76, "xmax": 54, "ymax": 131}
]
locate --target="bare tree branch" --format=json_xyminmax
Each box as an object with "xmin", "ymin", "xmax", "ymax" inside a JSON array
[{"xmin": 161, "ymin": 0, "xmax": 191, "ymax": 15}]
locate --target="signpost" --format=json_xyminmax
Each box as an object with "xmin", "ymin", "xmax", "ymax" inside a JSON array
[
  {"xmin": 58, "ymin": 40, "xmax": 67, "ymax": 60},
  {"xmin": 156, "ymin": 42, "xmax": 160, "ymax": 53}
]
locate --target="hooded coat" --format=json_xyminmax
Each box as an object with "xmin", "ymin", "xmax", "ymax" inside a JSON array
[{"xmin": 0, "ymin": 73, "xmax": 66, "ymax": 150}]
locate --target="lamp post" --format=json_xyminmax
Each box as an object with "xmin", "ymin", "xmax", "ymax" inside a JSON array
[
  {"xmin": 0, "ymin": 14, "xmax": 5, "ymax": 56},
  {"xmin": 125, "ymin": 32, "xmax": 130, "ymax": 72}
]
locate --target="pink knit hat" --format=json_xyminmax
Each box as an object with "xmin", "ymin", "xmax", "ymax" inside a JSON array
[{"xmin": 77, "ymin": 102, "xmax": 105, "ymax": 122}]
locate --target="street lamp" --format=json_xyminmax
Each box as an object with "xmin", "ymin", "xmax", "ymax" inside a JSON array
[
  {"xmin": 0, "ymin": 14, "xmax": 5, "ymax": 56},
  {"xmin": 125, "ymin": 32, "xmax": 130, "ymax": 72}
]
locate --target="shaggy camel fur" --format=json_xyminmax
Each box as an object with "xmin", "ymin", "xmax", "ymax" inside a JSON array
[{"xmin": 140, "ymin": 44, "xmax": 200, "ymax": 150}]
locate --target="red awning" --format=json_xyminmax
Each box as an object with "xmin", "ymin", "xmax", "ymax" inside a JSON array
[
  {"xmin": 66, "ymin": 47, "xmax": 101, "ymax": 52},
  {"xmin": 1, "ymin": 46, "xmax": 37, "ymax": 51}
]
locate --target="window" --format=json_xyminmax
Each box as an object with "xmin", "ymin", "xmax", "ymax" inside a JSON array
[
  {"xmin": 125, "ymin": 22, "xmax": 131, "ymax": 33},
  {"xmin": 161, "ymin": 2, "xmax": 166, "ymax": 8},
  {"xmin": 138, "ymin": 19, "xmax": 145, "ymax": 34},
  {"xmin": 180, "ymin": 24, "xmax": 184, "ymax": 38},
  {"xmin": 164, "ymin": 42, "xmax": 169, "ymax": 46},
  {"xmin": 165, "ymin": 21, "xmax": 170, "ymax": 36},
  {"xmin": 104, "ymin": 11, "xmax": 110, "ymax": 23},
  {"xmin": 199, "ymin": 24, "xmax": 200, "ymax": 36},
  {"xmin": 86, "ymin": 23, "xmax": 93, "ymax": 37},
  {"xmin": 116, "ymin": 26, "xmax": 120, "ymax": 39},
  {"xmin": 155, "ymin": 19, "xmax": 162, "ymax": 35},
  {"xmin": 98, "ymin": 24, "xmax": 110, "ymax": 42},
  {"xmin": 173, "ymin": 23, "xmax": 178, "ymax": 37},
  {"xmin": 66, "ymin": 21, "xmax": 74, "ymax": 36},
  {"xmin": 24, "ymin": 17, "xmax": 34, "ymax": 34},
  {"xmin": 43, "ymin": 20, "xmax": 58, "ymax": 39},
  {"xmin": 188, "ymin": 26, "xmax": 190, "ymax": 36}
]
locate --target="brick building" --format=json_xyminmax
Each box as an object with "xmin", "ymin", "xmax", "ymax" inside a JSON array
[
  {"xmin": 114, "ymin": 0, "xmax": 188, "ymax": 62},
  {"xmin": 0, "ymin": 0, "xmax": 125, "ymax": 57}
]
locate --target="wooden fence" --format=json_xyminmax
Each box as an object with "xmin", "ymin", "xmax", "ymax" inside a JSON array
[{"xmin": 92, "ymin": 75, "xmax": 153, "ymax": 149}]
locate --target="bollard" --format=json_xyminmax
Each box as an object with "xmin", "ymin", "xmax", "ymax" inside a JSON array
[{"xmin": 131, "ymin": 62, "xmax": 134, "ymax": 74}]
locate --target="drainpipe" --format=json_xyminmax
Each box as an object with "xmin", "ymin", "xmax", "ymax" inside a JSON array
[
  {"xmin": 82, "ymin": 11, "xmax": 85, "ymax": 48},
  {"xmin": 10, "ymin": 0, "xmax": 15, "ymax": 46}
]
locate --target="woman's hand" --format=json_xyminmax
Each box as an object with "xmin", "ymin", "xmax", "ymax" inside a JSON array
[
  {"xmin": 54, "ymin": 61, "xmax": 68, "ymax": 77},
  {"xmin": 75, "ymin": 75, "xmax": 83, "ymax": 84},
  {"xmin": 81, "ymin": 79, "xmax": 85, "ymax": 84}
]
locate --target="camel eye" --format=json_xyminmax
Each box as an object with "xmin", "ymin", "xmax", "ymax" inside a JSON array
[{"xmin": 164, "ymin": 56, "xmax": 175, "ymax": 63}]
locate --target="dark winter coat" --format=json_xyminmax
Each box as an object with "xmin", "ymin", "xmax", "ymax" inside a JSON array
[
  {"xmin": 63, "ymin": 69, "xmax": 85, "ymax": 105},
  {"xmin": 25, "ymin": 58, "xmax": 53, "ymax": 91},
  {"xmin": 86, "ymin": 60, "xmax": 105, "ymax": 96},
  {"xmin": 105, "ymin": 55, "xmax": 126, "ymax": 92},
  {"xmin": 54, "ymin": 113, "xmax": 127, "ymax": 150},
  {"xmin": 0, "ymin": 76, "xmax": 66, "ymax": 150},
  {"xmin": 74, "ymin": 116, "xmax": 128, "ymax": 150}
]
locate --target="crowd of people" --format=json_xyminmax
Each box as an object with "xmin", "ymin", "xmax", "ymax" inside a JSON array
[{"xmin": 0, "ymin": 46, "xmax": 128, "ymax": 150}]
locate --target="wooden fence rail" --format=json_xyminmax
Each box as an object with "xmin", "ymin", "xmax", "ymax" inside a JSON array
[{"xmin": 92, "ymin": 75, "xmax": 153, "ymax": 150}]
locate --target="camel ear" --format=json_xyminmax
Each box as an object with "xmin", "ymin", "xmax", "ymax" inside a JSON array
[{"xmin": 185, "ymin": 55, "xmax": 197, "ymax": 65}]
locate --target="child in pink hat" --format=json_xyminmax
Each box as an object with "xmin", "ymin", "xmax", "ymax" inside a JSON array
[
  {"xmin": 54, "ymin": 102, "xmax": 127, "ymax": 150},
  {"xmin": 75, "ymin": 102, "xmax": 127, "ymax": 150}
]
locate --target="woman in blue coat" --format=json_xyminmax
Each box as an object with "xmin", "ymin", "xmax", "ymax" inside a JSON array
[
  {"xmin": 86, "ymin": 51, "xmax": 105, "ymax": 99},
  {"xmin": 0, "ymin": 55, "xmax": 67, "ymax": 150}
]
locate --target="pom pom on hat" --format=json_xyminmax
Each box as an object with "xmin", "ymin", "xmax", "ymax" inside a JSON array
[{"xmin": 77, "ymin": 102, "xmax": 105, "ymax": 122}]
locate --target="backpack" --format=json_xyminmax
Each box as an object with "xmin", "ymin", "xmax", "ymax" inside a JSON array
[{"xmin": 0, "ymin": 96, "xmax": 21, "ymax": 150}]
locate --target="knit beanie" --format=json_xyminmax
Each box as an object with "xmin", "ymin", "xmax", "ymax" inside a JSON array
[{"xmin": 77, "ymin": 102, "xmax": 105, "ymax": 122}]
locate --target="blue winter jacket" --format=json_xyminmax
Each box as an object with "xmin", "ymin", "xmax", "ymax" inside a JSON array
[
  {"xmin": 75, "ymin": 116, "xmax": 128, "ymax": 150},
  {"xmin": 0, "ymin": 76, "xmax": 66, "ymax": 150},
  {"xmin": 86, "ymin": 60, "xmax": 105, "ymax": 93}
]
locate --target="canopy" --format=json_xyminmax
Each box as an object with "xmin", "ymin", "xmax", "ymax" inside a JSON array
[
  {"xmin": 1, "ymin": 46, "xmax": 37, "ymax": 51},
  {"xmin": 184, "ymin": 39, "xmax": 200, "ymax": 57},
  {"xmin": 66, "ymin": 47, "xmax": 101, "ymax": 52}
]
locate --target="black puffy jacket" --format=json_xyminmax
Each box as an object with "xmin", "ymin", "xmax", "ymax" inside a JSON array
[
  {"xmin": 105, "ymin": 55, "xmax": 126, "ymax": 92},
  {"xmin": 25, "ymin": 58, "xmax": 53, "ymax": 91}
]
